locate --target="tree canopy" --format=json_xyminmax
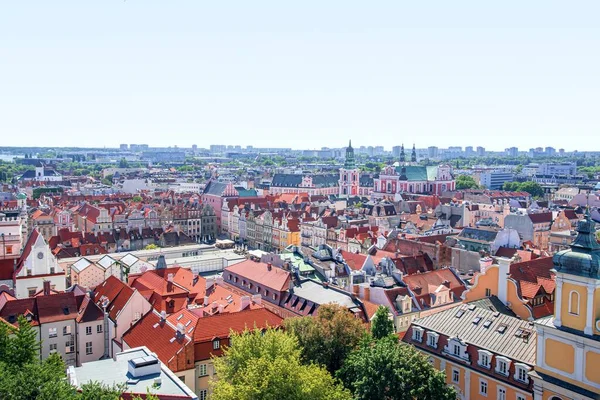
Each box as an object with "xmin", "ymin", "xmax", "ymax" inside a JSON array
[
  {"xmin": 455, "ymin": 174, "xmax": 479, "ymax": 190},
  {"xmin": 502, "ymin": 181, "xmax": 545, "ymax": 198},
  {"xmin": 211, "ymin": 328, "xmax": 351, "ymax": 400},
  {"xmin": 337, "ymin": 336, "xmax": 457, "ymax": 400},
  {"xmin": 371, "ymin": 306, "xmax": 395, "ymax": 340},
  {"xmin": 284, "ymin": 303, "xmax": 367, "ymax": 373}
]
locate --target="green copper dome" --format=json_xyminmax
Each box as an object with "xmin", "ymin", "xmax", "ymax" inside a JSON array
[
  {"xmin": 553, "ymin": 211, "xmax": 600, "ymax": 279},
  {"xmin": 16, "ymin": 192, "xmax": 27, "ymax": 200}
]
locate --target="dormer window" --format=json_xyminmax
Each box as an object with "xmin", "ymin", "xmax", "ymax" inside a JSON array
[
  {"xmin": 426, "ymin": 331, "xmax": 439, "ymax": 348},
  {"xmin": 444, "ymin": 337, "xmax": 468, "ymax": 361},
  {"xmin": 477, "ymin": 349, "xmax": 492, "ymax": 369},
  {"xmin": 514, "ymin": 363, "xmax": 531, "ymax": 383},
  {"xmin": 412, "ymin": 326, "xmax": 424, "ymax": 342},
  {"xmin": 495, "ymin": 356, "xmax": 511, "ymax": 376},
  {"xmin": 213, "ymin": 339, "xmax": 220, "ymax": 350}
]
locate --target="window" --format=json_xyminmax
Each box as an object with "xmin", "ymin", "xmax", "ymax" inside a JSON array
[
  {"xmin": 426, "ymin": 332, "xmax": 439, "ymax": 348},
  {"xmin": 479, "ymin": 379, "xmax": 488, "ymax": 396},
  {"xmin": 568, "ymin": 290, "xmax": 580, "ymax": 315},
  {"xmin": 65, "ymin": 339, "xmax": 75, "ymax": 354},
  {"xmin": 478, "ymin": 350, "xmax": 492, "ymax": 368},
  {"xmin": 497, "ymin": 387, "xmax": 506, "ymax": 400},
  {"xmin": 198, "ymin": 364, "xmax": 207, "ymax": 376},
  {"xmin": 412, "ymin": 327, "xmax": 424, "ymax": 342},
  {"xmin": 178, "ymin": 376, "xmax": 185, "ymax": 383},
  {"xmin": 199, "ymin": 390, "xmax": 208, "ymax": 400},
  {"xmin": 452, "ymin": 368, "xmax": 459, "ymax": 383},
  {"xmin": 49, "ymin": 328, "xmax": 57, "ymax": 338},
  {"xmin": 516, "ymin": 395, "xmax": 527, "ymax": 400},
  {"xmin": 496, "ymin": 356, "xmax": 511, "ymax": 376},
  {"xmin": 485, "ymin": 288, "xmax": 492, "ymax": 297},
  {"xmin": 63, "ymin": 326, "xmax": 71, "ymax": 336},
  {"xmin": 28, "ymin": 288, "xmax": 37, "ymax": 297},
  {"xmin": 49, "ymin": 343, "xmax": 57, "ymax": 353},
  {"xmin": 514, "ymin": 363, "xmax": 530, "ymax": 383},
  {"xmin": 213, "ymin": 339, "xmax": 220, "ymax": 350},
  {"xmin": 97, "ymin": 324, "xmax": 103, "ymax": 334},
  {"xmin": 453, "ymin": 344, "xmax": 461, "ymax": 356},
  {"xmin": 85, "ymin": 342, "xmax": 93, "ymax": 355},
  {"xmin": 134, "ymin": 312, "xmax": 141, "ymax": 321},
  {"xmin": 86, "ymin": 326, "xmax": 92, "ymax": 335}
]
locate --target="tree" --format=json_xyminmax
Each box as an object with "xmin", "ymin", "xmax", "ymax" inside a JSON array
[
  {"xmin": 502, "ymin": 181, "xmax": 520, "ymax": 192},
  {"xmin": 455, "ymin": 175, "xmax": 479, "ymax": 190},
  {"xmin": 144, "ymin": 244, "xmax": 159, "ymax": 250},
  {"xmin": 518, "ymin": 181, "xmax": 544, "ymax": 198},
  {"xmin": 211, "ymin": 328, "xmax": 351, "ymax": 400},
  {"xmin": 118, "ymin": 158, "xmax": 129, "ymax": 168},
  {"xmin": 337, "ymin": 336, "xmax": 456, "ymax": 400},
  {"xmin": 371, "ymin": 306, "xmax": 394, "ymax": 340},
  {"xmin": 284, "ymin": 303, "xmax": 367, "ymax": 373},
  {"xmin": 132, "ymin": 195, "xmax": 143, "ymax": 202}
]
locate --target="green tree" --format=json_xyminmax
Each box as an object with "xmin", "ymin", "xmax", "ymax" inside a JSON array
[
  {"xmin": 518, "ymin": 181, "xmax": 545, "ymax": 198},
  {"xmin": 371, "ymin": 306, "xmax": 394, "ymax": 340},
  {"xmin": 132, "ymin": 195, "xmax": 143, "ymax": 202},
  {"xmin": 284, "ymin": 303, "xmax": 367, "ymax": 373},
  {"xmin": 144, "ymin": 244, "xmax": 159, "ymax": 250},
  {"xmin": 455, "ymin": 175, "xmax": 479, "ymax": 190},
  {"xmin": 118, "ymin": 158, "xmax": 129, "ymax": 168},
  {"xmin": 337, "ymin": 336, "xmax": 456, "ymax": 400},
  {"xmin": 211, "ymin": 328, "xmax": 351, "ymax": 400},
  {"xmin": 502, "ymin": 181, "xmax": 520, "ymax": 191}
]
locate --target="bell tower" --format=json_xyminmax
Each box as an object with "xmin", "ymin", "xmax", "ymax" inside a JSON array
[{"xmin": 339, "ymin": 140, "xmax": 359, "ymax": 197}]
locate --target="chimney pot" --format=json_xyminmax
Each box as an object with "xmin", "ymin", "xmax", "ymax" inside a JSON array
[{"xmin": 43, "ymin": 280, "xmax": 51, "ymax": 296}]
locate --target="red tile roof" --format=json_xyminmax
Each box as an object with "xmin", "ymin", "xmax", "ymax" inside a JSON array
[
  {"xmin": 339, "ymin": 250, "xmax": 367, "ymax": 271},
  {"xmin": 193, "ymin": 308, "xmax": 282, "ymax": 342},
  {"xmin": 35, "ymin": 292, "xmax": 79, "ymax": 324},
  {"xmin": 402, "ymin": 268, "xmax": 465, "ymax": 308},
  {"xmin": 528, "ymin": 212, "xmax": 552, "ymax": 224},
  {"xmin": 93, "ymin": 276, "xmax": 135, "ymax": 321},
  {"xmin": 224, "ymin": 260, "xmax": 291, "ymax": 292},
  {"xmin": 509, "ymin": 257, "xmax": 555, "ymax": 300}
]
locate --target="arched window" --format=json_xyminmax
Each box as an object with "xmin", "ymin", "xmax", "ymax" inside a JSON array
[
  {"xmin": 568, "ymin": 291, "xmax": 580, "ymax": 315},
  {"xmin": 387, "ymin": 182, "xmax": 392, "ymax": 193}
]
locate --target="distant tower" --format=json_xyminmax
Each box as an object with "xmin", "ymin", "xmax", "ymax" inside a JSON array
[
  {"xmin": 339, "ymin": 140, "xmax": 360, "ymax": 198},
  {"xmin": 411, "ymin": 144, "xmax": 417, "ymax": 163},
  {"xmin": 399, "ymin": 144, "xmax": 405, "ymax": 163}
]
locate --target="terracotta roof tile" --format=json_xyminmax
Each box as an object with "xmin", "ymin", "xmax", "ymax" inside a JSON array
[
  {"xmin": 193, "ymin": 308, "xmax": 282, "ymax": 342},
  {"xmin": 224, "ymin": 260, "xmax": 291, "ymax": 292}
]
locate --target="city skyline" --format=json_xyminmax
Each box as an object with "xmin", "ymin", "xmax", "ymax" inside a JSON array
[{"xmin": 2, "ymin": 1, "xmax": 600, "ymax": 151}]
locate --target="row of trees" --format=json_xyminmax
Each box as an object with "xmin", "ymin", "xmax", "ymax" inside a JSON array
[
  {"xmin": 0, "ymin": 316, "xmax": 157, "ymax": 399},
  {"xmin": 502, "ymin": 181, "xmax": 545, "ymax": 198},
  {"xmin": 211, "ymin": 304, "xmax": 455, "ymax": 400}
]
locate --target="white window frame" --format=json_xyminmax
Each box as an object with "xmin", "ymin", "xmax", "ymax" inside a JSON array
[
  {"xmin": 198, "ymin": 363, "xmax": 207, "ymax": 376},
  {"xmin": 516, "ymin": 394, "xmax": 527, "ymax": 400},
  {"xmin": 568, "ymin": 290, "xmax": 579, "ymax": 315},
  {"xmin": 514, "ymin": 363, "xmax": 531, "ymax": 384},
  {"xmin": 412, "ymin": 326, "xmax": 424, "ymax": 342},
  {"xmin": 48, "ymin": 327, "xmax": 57, "ymax": 338},
  {"xmin": 477, "ymin": 349, "xmax": 492, "ymax": 369},
  {"xmin": 444, "ymin": 337, "xmax": 467, "ymax": 361},
  {"xmin": 495, "ymin": 356, "xmax": 511, "ymax": 376},
  {"xmin": 426, "ymin": 331, "xmax": 439, "ymax": 348},
  {"xmin": 497, "ymin": 386, "xmax": 506, "ymax": 400},
  {"xmin": 85, "ymin": 326, "xmax": 92, "ymax": 335},
  {"xmin": 451, "ymin": 368, "xmax": 460, "ymax": 383},
  {"xmin": 85, "ymin": 341, "xmax": 93, "ymax": 355},
  {"xmin": 479, "ymin": 378, "xmax": 488, "ymax": 396},
  {"xmin": 97, "ymin": 324, "xmax": 103, "ymax": 333},
  {"xmin": 213, "ymin": 339, "xmax": 220, "ymax": 350}
]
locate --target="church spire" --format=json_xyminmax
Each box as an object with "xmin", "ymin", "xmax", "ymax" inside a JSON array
[
  {"xmin": 411, "ymin": 144, "xmax": 417, "ymax": 163},
  {"xmin": 344, "ymin": 140, "xmax": 356, "ymax": 169},
  {"xmin": 399, "ymin": 144, "xmax": 405, "ymax": 162}
]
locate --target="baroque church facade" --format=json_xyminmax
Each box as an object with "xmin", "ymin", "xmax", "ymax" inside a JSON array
[{"xmin": 271, "ymin": 141, "xmax": 455, "ymax": 198}]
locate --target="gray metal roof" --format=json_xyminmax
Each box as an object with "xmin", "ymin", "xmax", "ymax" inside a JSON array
[{"xmin": 412, "ymin": 302, "xmax": 537, "ymax": 364}]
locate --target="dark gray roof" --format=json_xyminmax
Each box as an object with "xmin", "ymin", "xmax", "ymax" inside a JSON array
[
  {"xmin": 412, "ymin": 302, "xmax": 537, "ymax": 364},
  {"xmin": 203, "ymin": 181, "xmax": 230, "ymax": 196},
  {"xmin": 458, "ymin": 227, "xmax": 499, "ymax": 243},
  {"xmin": 359, "ymin": 174, "xmax": 375, "ymax": 187},
  {"xmin": 465, "ymin": 296, "xmax": 516, "ymax": 317}
]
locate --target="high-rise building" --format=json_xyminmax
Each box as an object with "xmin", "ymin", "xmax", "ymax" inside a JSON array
[
  {"xmin": 505, "ymin": 147, "xmax": 519, "ymax": 157},
  {"xmin": 392, "ymin": 146, "xmax": 402, "ymax": 158},
  {"xmin": 427, "ymin": 146, "xmax": 439, "ymax": 158},
  {"xmin": 476, "ymin": 146, "xmax": 486, "ymax": 156}
]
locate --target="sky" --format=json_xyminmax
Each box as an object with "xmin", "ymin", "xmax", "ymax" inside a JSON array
[{"xmin": 1, "ymin": 1, "xmax": 599, "ymax": 151}]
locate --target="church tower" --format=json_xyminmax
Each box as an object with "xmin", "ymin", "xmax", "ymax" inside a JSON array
[
  {"xmin": 532, "ymin": 210, "xmax": 600, "ymax": 398},
  {"xmin": 411, "ymin": 144, "xmax": 417, "ymax": 163},
  {"xmin": 339, "ymin": 140, "xmax": 359, "ymax": 197},
  {"xmin": 399, "ymin": 144, "xmax": 405, "ymax": 163}
]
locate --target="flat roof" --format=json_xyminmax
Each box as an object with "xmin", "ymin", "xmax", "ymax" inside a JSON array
[{"xmin": 69, "ymin": 346, "xmax": 197, "ymax": 399}]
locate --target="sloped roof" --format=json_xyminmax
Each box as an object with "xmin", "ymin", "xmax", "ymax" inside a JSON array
[
  {"xmin": 225, "ymin": 260, "xmax": 291, "ymax": 292},
  {"xmin": 193, "ymin": 308, "xmax": 282, "ymax": 342},
  {"xmin": 509, "ymin": 256, "xmax": 555, "ymax": 299}
]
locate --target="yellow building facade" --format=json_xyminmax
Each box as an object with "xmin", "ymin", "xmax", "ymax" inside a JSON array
[{"xmin": 532, "ymin": 213, "xmax": 600, "ymax": 399}]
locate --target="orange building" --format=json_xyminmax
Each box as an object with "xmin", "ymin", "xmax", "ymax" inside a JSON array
[
  {"xmin": 403, "ymin": 299, "xmax": 536, "ymax": 400},
  {"xmin": 531, "ymin": 212, "xmax": 600, "ymax": 399},
  {"xmin": 463, "ymin": 256, "xmax": 555, "ymax": 320}
]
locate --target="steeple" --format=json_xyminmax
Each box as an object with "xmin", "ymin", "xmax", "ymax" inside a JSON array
[
  {"xmin": 344, "ymin": 140, "xmax": 356, "ymax": 169},
  {"xmin": 411, "ymin": 144, "xmax": 417, "ymax": 163},
  {"xmin": 553, "ymin": 209, "xmax": 600, "ymax": 279},
  {"xmin": 399, "ymin": 144, "xmax": 405, "ymax": 162}
]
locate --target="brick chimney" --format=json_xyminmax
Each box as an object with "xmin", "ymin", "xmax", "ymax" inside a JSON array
[
  {"xmin": 267, "ymin": 263, "xmax": 272, "ymax": 271},
  {"xmin": 43, "ymin": 280, "xmax": 51, "ymax": 296}
]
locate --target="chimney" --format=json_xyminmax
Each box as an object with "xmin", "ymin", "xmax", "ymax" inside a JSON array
[
  {"xmin": 252, "ymin": 294, "xmax": 262, "ymax": 305},
  {"xmin": 240, "ymin": 296, "xmax": 251, "ymax": 311},
  {"xmin": 363, "ymin": 286, "xmax": 370, "ymax": 302},
  {"xmin": 218, "ymin": 304, "xmax": 224, "ymax": 314},
  {"xmin": 267, "ymin": 263, "xmax": 272, "ymax": 271},
  {"xmin": 167, "ymin": 273, "xmax": 174, "ymax": 282},
  {"xmin": 43, "ymin": 280, "xmax": 51, "ymax": 296},
  {"xmin": 496, "ymin": 257, "xmax": 511, "ymax": 305},
  {"xmin": 160, "ymin": 310, "xmax": 167, "ymax": 322},
  {"xmin": 203, "ymin": 296, "xmax": 209, "ymax": 306},
  {"xmin": 215, "ymin": 275, "xmax": 224, "ymax": 285},
  {"xmin": 479, "ymin": 257, "xmax": 493, "ymax": 273},
  {"xmin": 176, "ymin": 323, "xmax": 185, "ymax": 337},
  {"xmin": 352, "ymin": 284, "xmax": 359, "ymax": 295}
]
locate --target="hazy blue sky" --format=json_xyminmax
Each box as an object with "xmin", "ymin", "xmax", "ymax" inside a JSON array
[{"xmin": 1, "ymin": 1, "xmax": 599, "ymax": 150}]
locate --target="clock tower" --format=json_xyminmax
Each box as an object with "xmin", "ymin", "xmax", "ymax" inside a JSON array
[{"xmin": 339, "ymin": 140, "xmax": 359, "ymax": 198}]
